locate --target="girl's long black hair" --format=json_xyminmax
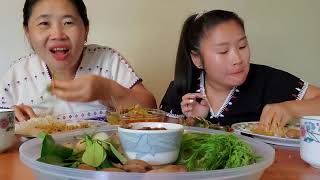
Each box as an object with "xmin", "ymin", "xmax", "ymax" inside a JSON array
[{"xmin": 174, "ymin": 10, "xmax": 244, "ymax": 96}]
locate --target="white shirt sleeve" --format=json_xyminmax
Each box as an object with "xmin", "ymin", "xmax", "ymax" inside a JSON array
[
  {"xmin": 100, "ymin": 46, "xmax": 140, "ymax": 89},
  {"xmin": 111, "ymin": 52, "xmax": 140, "ymax": 88},
  {"xmin": 80, "ymin": 45, "xmax": 141, "ymax": 89}
]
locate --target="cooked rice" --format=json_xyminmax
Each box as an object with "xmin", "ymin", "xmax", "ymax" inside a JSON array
[{"xmin": 15, "ymin": 116, "xmax": 91, "ymax": 137}]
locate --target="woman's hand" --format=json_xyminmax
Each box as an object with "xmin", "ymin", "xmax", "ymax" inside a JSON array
[
  {"xmin": 181, "ymin": 93, "xmax": 209, "ymax": 118},
  {"xmin": 51, "ymin": 74, "xmax": 156, "ymax": 109},
  {"xmin": 51, "ymin": 75, "xmax": 106, "ymax": 102},
  {"xmin": 13, "ymin": 104, "xmax": 38, "ymax": 122},
  {"xmin": 258, "ymin": 101, "xmax": 297, "ymax": 131}
]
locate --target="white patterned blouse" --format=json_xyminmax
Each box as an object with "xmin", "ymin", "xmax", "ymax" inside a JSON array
[{"xmin": 0, "ymin": 44, "xmax": 140, "ymax": 121}]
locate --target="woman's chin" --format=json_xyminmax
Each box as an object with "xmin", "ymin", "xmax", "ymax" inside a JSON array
[
  {"xmin": 228, "ymin": 71, "xmax": 249, "ymax": 86},
  {"xmin": 227, "ymin": 77, "xmax": 247, "ymax": 87}
]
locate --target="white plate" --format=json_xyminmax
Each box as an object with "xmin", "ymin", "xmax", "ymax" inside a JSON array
[
  {"xmin": 15, "ymin": 118, "xmax": 109, "ymax": 138},
  {"xmin": 231, "ymin": 122, "xmax": 300, "ymax": 147}
]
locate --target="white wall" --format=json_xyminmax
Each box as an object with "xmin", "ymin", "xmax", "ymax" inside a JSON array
[{"xmin": 0, "ymin": 0, "xmax": 319, "ymax": 104}]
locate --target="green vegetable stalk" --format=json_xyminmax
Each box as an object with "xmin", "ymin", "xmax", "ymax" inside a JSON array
[{"xmin": 176, "ymin": 133, "xmax": 259, "ymax": 171}]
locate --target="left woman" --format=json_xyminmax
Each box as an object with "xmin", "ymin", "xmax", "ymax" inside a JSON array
[{"xmin": 0, "ymin": 0, "xmax": 156, "ymax": 121}]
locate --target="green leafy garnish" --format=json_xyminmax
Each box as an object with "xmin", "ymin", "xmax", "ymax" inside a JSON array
[
  {"xmin": 40, "ymin": 134, "xmax": 73, "ymax": 159},
  {"xmin": 97, "ymin": 158, "xmax": 113, "ymax": 170},
  {"xmin": 37, "ymin": 134, "xmax": 75, "ymax": 166},
  {"xmin": 108, "ymin": 142, "xmax": 127, "ymax": 164},
  {"xmin": 37, "ymin": 131, "xmax": 46, "ymax": 141},
  {"xmin": 38, "ymin": 155, "xmax": 74, "ymax": 167},
  {"xmin": 37, "ymin": 133, "xmax": 127, "ymax": 169},
  {"xmin": 176, "ymin": 133, "xmax": 260, "ymax": 171},
  {"xmin": 82, "ymin": 139, "xmax": 106, "ymax": 167}
]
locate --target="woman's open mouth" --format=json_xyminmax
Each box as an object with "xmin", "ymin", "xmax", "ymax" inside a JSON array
[{"xmin": 50, "ymin": 47, "xmax": 70, "ymax": 61}]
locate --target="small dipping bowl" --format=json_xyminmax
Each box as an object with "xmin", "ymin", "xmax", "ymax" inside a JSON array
[{"xmin": 118, "ymin": 122, "xmax": 184, "ymax": 165}]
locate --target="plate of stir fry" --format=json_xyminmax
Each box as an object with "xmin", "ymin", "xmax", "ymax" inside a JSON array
[
  {"xmin": 183, "ymin": 117, "xmax": 234, "ymax": 132},
  {"xmin": 231, "ymin": 122, "xmax": 300, "ymax": 147}
]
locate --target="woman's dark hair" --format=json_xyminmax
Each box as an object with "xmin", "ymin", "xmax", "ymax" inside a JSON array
[
  {"xmin": 23, "ymin": 0, "xmax": 90, "ymax": 27},
  {"xmin": 174, "ymin": 10, "xmax": 244, "ymax": 95}
]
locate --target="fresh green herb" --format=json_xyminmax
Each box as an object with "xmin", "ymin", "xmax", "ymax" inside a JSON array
[
  {"xmin": 108, "ymin": 142, "xmax": 127, "ymax": 164},
  {"xmin": 176, "ymin": 133, "xmax": 259, "ymax": 171},
  {"xmin": 70, "ymin": 161, "xmax": 82, "ymax": 168},
  {"xmin": 38, "ymin": 133, "xmax": 127, "ymax": 169},
  {"xmin": 225, "ymin": 136, "xmax": 260, "ymax": 168},
  {"xmin": 81, "ymin": 133, "xmax": 127, "ymax": 167},
  {"xmin": 40, "ymin": 134, "xmax": 73, "ymax": 159},
  {"xmin": 82, "ymin": 139, "xmax": 106, "ymax": 167},
  {"xmin": 37, "ymin": 134, "xmax": 75, "ymax": 166},
  {"xmin": 97, "ymin": 158, "xmax": 113, "ymax": 170},
  {"xmin": 37, "ymin": 133, "xmax": 127, "ymax": 169},
  {"xmin": 37, "ymin": 131, "xmax": 46, "ymax": 141},
  {"xmin": 38, "ymin": 155, "xmax": 74, "ymax": 167}
]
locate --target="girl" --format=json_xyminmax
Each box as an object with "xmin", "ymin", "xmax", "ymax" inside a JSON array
[
  {"xmin": 160, "ymin": 10, "xmax": 320, "ymax": 130},
  {"xmin": 0, "ymin": 0, "xmax": 156, "ymax": 121}
]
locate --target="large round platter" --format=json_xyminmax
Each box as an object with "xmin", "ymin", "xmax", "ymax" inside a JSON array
[{"xmin": 19, "ymin": 126, "xmax": 275, "ymax": 180}]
